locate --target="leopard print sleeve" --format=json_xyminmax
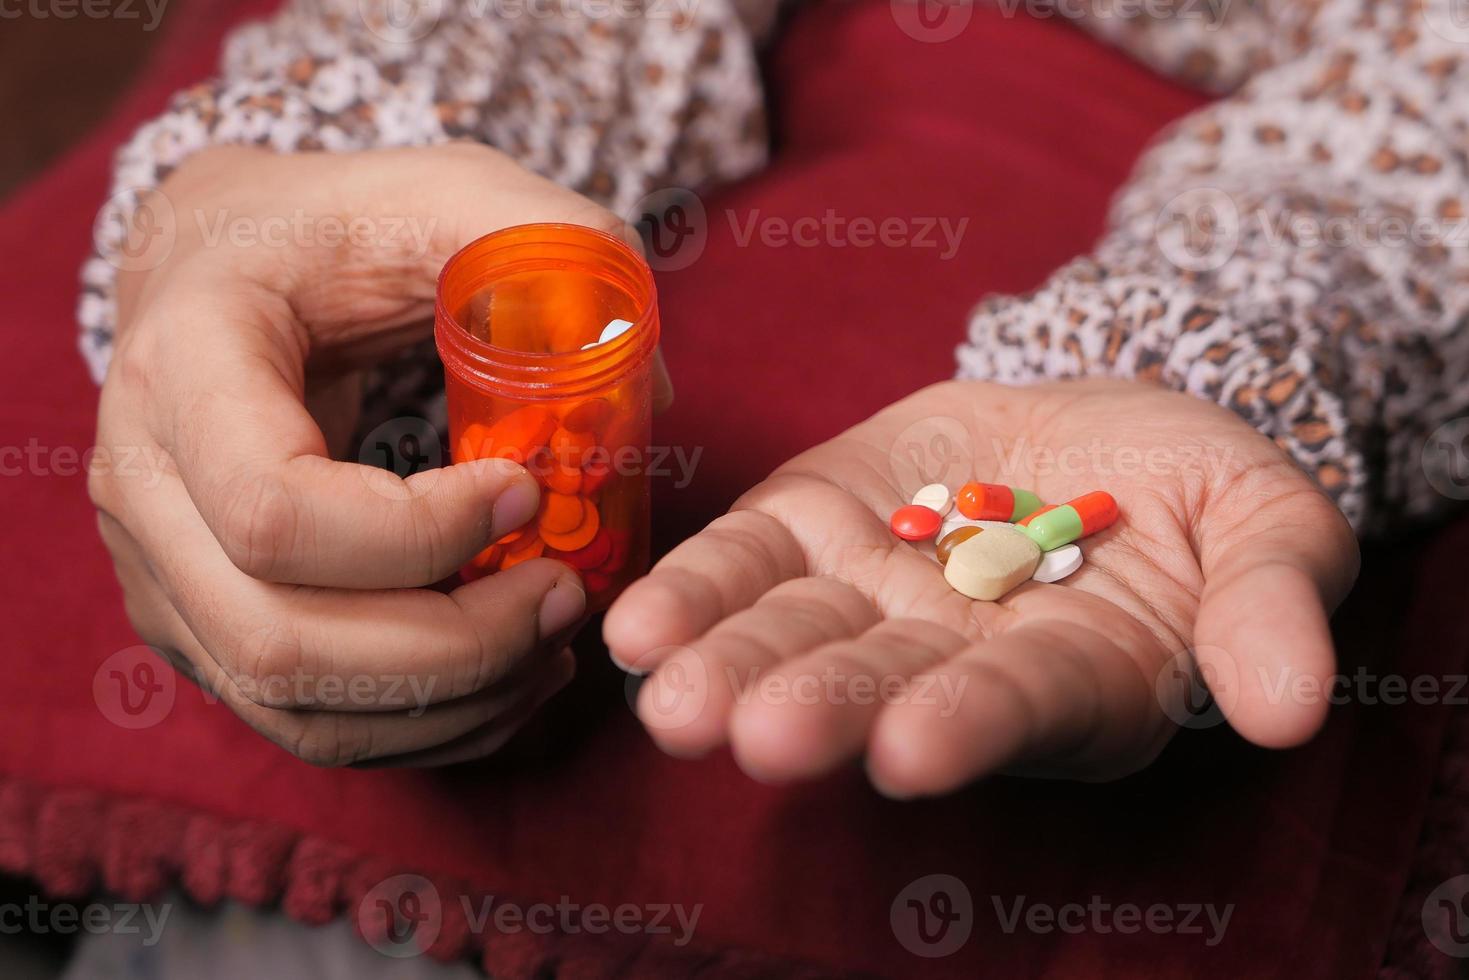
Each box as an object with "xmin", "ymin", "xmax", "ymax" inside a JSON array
[
  {"xmin": 78, "ymin": 0, "xmax": 774, "ymax": 385},
  {"xmin": 958, "ymin": 0, "xmax": 1469, "ymax": 530}
]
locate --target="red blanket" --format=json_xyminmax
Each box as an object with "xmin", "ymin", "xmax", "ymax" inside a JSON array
[{"xmin": 3, "ymin": 0, "xmax": 1467, "ymax": 975}]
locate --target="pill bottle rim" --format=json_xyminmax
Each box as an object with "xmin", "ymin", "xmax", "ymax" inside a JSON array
[{"xmin": 434, "ymin": 223, "xmax": 659, "ymax": 400}]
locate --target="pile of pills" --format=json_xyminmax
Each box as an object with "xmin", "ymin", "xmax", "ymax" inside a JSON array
[
  {"xmin": 460, "ymin": 400, "xmax": 630, "ymax": 592},
  {"xmin": 889, "ymin": 482, "xmax": 1119, "ymax": 601}
]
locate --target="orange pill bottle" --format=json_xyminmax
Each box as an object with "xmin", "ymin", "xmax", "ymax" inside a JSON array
[{"xmin": 435, "ymin": 223, "xmax": 659, "ymax": 610}]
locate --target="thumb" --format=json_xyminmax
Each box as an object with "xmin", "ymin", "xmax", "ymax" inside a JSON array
[{"xmin": 1192, "ymin": 484, "xmax": 1359, "ymax": 748}]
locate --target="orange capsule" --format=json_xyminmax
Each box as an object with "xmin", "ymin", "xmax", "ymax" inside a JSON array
[
  {"xmin": 955, "ymin": 483, "xmax": 1044, "ymax": 522},
  {"xmin": 1019, "ymin": 491, "xmax": 1119, "ymax": 552},
  {"xmin": 1016, "ymin": 504, "xmax": 1057, "ymax": 527}
]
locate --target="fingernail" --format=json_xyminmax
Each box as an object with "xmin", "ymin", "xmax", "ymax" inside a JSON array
[
  {"xmin": 538, "ymin": 577, "xmax": 587, "ymax": 639},
  {"xmin": 491, "ymin": 472, "xmax": 540, "ymax": 538}
]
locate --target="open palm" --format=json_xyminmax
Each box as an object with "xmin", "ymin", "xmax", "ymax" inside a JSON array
[{"xmin": 604, "ymin": 379, "xmax": 1358, "ymax": 795}]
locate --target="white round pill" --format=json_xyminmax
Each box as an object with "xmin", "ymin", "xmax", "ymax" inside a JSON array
[
  {"xmin": 1032, "ymin": 544, "xmax": 1083, "ymax": 583},
  {"xmin": 910, "ymin": 483, "xmax": 953, "ymax": 516}
]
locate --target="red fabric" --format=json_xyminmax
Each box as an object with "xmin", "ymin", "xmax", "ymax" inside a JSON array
[{"xmin": 3, "ymin": 0, "xmax": 1467, "ymax": 976}]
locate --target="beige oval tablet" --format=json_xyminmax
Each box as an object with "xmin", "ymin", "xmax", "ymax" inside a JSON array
[{"xmin": 943, "ymin": 526, "xmax": 1041, "ymax": 601}]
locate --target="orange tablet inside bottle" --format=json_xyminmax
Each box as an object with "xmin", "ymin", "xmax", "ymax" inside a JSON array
[{"xmin": 435, "ymin": 223, "xmax": 658, "ymax": 610}]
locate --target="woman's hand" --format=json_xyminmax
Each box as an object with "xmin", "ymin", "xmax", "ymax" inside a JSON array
[
  {"xmin": 605, "ymin": 379, "xmax": 1358, "ymax": 794},
  {"xmin": 90, "ymin": 142, "xmax": 650, "ymax": 767}
]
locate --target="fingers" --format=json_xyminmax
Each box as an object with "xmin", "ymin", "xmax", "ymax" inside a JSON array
[
  {"xmin": 354, "ymin": 648, "xmax": 577, "ymax": 769},
  {"xmin": 634, "ymin": 577, "xmax": 878, "ymax": 758},
  {"xmin": 1194, "ymin": 492, "xmax": 1359, "ymax": 748},
  {"xmin": 143, "ymin": 281, "xmax": 541, "ymax": 588},
  {"xmin": 178, "ymin": 608, "xmax": 573, "ymax": 766},
  {"xmin": 603, "ymin": 508, "xmax": 808, "ymax": 671},
  {"xmin": 867, "ymin": 622, "xmax": 1163, "ymax": 797},
  {"xmin": 126, "ymin": 470, "xmax": 585, "ymax": 708},
  {"xmin": 726, "ymin": 619, "xmax": 966, "ymax": 783}
]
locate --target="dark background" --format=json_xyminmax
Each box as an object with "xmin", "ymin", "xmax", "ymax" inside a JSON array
[{"xmin": 0, "ymin": 5, "xmax": 165, "ymax": 197}]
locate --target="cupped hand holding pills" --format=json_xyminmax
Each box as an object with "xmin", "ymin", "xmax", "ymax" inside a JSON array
[
  {"xmin": 89, "ymin": 143, "xmax": 671, "ymax": 767},
  {"xmin": 605, "ymin": 379, "xmax": 1359, "ymax": 795}
]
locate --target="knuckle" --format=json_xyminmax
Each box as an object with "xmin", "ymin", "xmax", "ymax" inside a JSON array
[
  {"xmin": 289, "ymin": 716, "xmax": 370, "ymax": 768},
  {"xmin": 216, "ymin": 473, "xmax": 299, "ymax": 579},
  {"xmin": 87, "ymin": 470, "xmax": 117, "ymax": 516},
  {"xmin": 230, "ymin": 623, "xmax": 304, "ymax": 705}
]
